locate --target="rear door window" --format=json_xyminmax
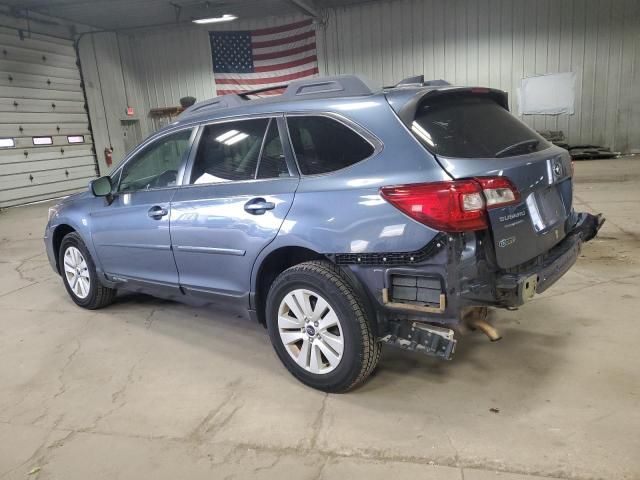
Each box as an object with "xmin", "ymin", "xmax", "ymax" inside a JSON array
[
  {"xmin": 256, "ymin": 120, "xmax": 289, "ymax": 179},
  {"xmin": 189, "ymin": 119, "xmax": 269, "ymax": 184},
  {"xmin": 411, "ymin": 94, "xmax": 550, "ymax": 158},
  {"xmin": 286, "ymin": 116, "xmax": 374, "ymax": 175}
]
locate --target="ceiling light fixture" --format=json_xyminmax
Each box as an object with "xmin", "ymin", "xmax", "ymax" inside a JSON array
[{"xmin": 192, "ymin": 14, "xmax": 237, "ymax": 24}]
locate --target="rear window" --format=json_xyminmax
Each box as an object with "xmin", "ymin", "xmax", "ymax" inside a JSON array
[
  {"xmin": 287, "ymin": 116, "xmax": 374, "ymax": 175},
  {"xmin": 411, "ymin": 94, "xmax": 550, "ymax": 158}
]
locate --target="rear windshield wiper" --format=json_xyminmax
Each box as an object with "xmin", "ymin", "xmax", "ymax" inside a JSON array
[{"xmin": 495, "ymin": 139, "xmax": 539, "ymax": 158}]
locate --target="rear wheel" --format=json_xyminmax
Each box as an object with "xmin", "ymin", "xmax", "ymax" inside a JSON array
[
  {"xmin": 59, "ymin": 232, "xmax": 116, "ymax": 309},
  {"xmin": 266, "ymin": 260, "xmax": 381, "ymax": 393}
]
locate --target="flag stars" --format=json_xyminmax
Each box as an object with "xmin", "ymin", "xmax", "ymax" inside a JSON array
[{"xmin": 210, "ymin": 30, "xmax": 254, "ymax": 73}]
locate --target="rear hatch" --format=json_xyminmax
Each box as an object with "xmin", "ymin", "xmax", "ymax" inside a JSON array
[{"xmin": 407, "ymin": 90, "xmax": 573, "ymax": 269}]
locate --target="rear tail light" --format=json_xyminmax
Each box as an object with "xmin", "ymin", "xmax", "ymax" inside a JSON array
[
  {"xmin": 380, "ymin": 176, "xmax": 520, "ymax": 232},
  {"xmin": 474, "ymin": 176, "xmax": 520, "ymax": 208}
]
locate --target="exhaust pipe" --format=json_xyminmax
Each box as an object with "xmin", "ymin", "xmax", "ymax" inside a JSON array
[
  {"xmin": 462, "ymin": 307, "xmax": 502, "ymax": 342},
  {"xmin": 469, "ymin": 319, "xmax": 502, "ymax": 342}
]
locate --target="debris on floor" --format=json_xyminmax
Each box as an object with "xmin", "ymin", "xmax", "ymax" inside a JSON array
[
  {"xmin": 569, "ymin": 145, "xmax": 620, "ymax": 160},
  {"xmin": 537, "ymin": 130, "xmax": 620, "ymax": 159}
]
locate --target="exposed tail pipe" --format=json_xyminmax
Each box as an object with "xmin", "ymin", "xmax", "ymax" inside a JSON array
[{"xmin": 469, "ymin": 319, "xmax": 502, "ymax": 342}]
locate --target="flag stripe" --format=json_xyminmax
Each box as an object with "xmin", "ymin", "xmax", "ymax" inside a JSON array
[
  {"xmin": 254, "ymin": 55, "xmax": 317, "ymax": 73},
  {"xmin": 252, "ymin": 29, "xmax": 315, "ymax": 49},
  {"xmin": 215, "ymin": 67, "xmax": 319, "ymax": 85},
  {"xmin": 253, "ymin": 42, "xmax": 316, "ymax": 61},
  {"xmin": 253, "ymin": 36, "xmax": 315, "ymax": 55},
  {"xmin": 249, "ymin": 24, "xmax": 313, "ymax": 43},
  {"xmin": 252, "ymin": 19, "xmax": 312, "ymax": 36},
  {"xmin": 253, "ymin": 49, "xmax": 317, "ymax": 67}
]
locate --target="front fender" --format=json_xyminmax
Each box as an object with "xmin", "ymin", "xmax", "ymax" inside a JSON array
[{"xmin": 45, "ymin": 196, "xmax": 105, "ymax": 275}]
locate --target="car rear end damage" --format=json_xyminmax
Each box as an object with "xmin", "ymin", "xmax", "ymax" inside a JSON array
[{"xmin": 338, "ymin": 85, "xmax": 605, "ymax": 361}]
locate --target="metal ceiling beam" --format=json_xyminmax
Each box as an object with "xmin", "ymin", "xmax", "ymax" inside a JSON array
[{"xmin": 287, "ymin": 0, "xmax": 319, "ymax": 19}]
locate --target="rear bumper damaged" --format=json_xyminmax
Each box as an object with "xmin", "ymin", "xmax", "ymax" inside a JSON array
[
  {"xmin": 345, "ymin": 211, "xmax": 604, "ymax": 360},
  {"xmin": 495, "ymin": 211, "xmax": 605, "ymax": 306}
]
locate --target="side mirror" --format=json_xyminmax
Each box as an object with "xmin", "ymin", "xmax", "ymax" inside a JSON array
[{"xmin": 90, "ymin": 176, "xmax": 112, "ymax": 197}]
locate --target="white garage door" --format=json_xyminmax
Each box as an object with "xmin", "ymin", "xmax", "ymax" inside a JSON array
[{"xmin": 0, "ymin": 27, "xmax": 98, "ymax": 208}]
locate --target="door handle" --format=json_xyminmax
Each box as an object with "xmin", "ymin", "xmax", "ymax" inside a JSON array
[
  {"xmin": 244, "ymin": 198, "xmax": 275, "ymax": 215},
  {"xmin": 148, "ymin": 205, "xmax": 168, "ymax": 219}
]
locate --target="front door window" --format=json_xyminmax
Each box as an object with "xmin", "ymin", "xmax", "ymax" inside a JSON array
[{"xmin": 118, "ymin": 129, "xmax": 193, "ymax": 192}]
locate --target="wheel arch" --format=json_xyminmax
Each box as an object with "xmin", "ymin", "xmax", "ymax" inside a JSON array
[
  {"xmin": 251, "ymin": 245, "xmax": 324, "ymax": 326},
  {"xmin": 52, "ymin": 223, "xmax": 78, "ymax": 273},
  {"xmin": 251, "ymin": 245, "xmax": 378, "ymax": 336}
]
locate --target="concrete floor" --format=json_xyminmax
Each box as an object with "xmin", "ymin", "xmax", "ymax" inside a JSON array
[{"xmin": 1, "ymin": 158, "xmax": 639, "ymax": 480}]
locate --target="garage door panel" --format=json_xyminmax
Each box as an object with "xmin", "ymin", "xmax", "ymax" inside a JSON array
[
  {"xmin": 0, "ymin": 145, "xmax": 94, "ymax": 163},
  {"xmin": 0, "ymin": 59, "xmax": 80, "ymax": 80},
  {"xmin": 0, "ymin": 164, "xmax": 97, "ymax": 190},
  {"xmin": 0, "ymin": 123, "xmax": 90, "ymax": 137},
  {"xmin": 0, "ymin": 32, "xmax": 76, "ymax": 57},
  {"xmin": 0, "ymin": 98, "xmax": 86, "ymax": 114},
  {"xmin": 0, "ymin": 85, "xmax": 84, "ymax": 102},
  {"xmin": 1, "ymin": 112, "xmax": 89, "ymax": 124},
  {"xmin": 0, "ymin": 30, "xmax": 98, "ymax": 208},
  {"xmin": 1, "ymin": 45, "xmax": 77, "ymax": 69},
  {"xmin": 0, "ymin": 156, "xmax": 96, "ymax": 175},
  {"xmin": 0, "ymin": 72, "xmax": 81, "ymax": 91},
  {"xmin": 0, "ymin": 177, "xmax": 92, "ymax": 207}
]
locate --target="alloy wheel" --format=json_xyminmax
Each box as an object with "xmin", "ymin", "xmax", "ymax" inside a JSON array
[
  {"xmin": 63, "ymin": 246, "xmax": 91, "ymax": 299},
  {"xmin": 277, "ymin": 288, "xmax": 344, "ymax": 374}
]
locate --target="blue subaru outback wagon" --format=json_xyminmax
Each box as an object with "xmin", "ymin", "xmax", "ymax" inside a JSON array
[{"xmin": 45, "ymin": 75, "xmax": 603, "ymax": 392}]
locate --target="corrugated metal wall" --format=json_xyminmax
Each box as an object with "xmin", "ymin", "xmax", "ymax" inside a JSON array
[
  {"xmin": 127, "ymin": 28, "xmax": 216, "ymax": 110},
  {"xmin": 83, "ymin": 0, "xmax": 640, "ymax": 169},
  {"xmin": 79, "ymin": 27, "xmax": 219, "ymax": 172},
  {"xmin": 79, "ymin": 32, "xmax": 150, "ymax": 173},
  {"xmin": 321, "ymin": 0, "xmax": 640, "ymax": 153}
]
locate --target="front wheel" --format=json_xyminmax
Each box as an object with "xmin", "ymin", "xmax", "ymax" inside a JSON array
[
  {"xmin": 59, "ymin": 232, "xmax": 116, "ymax": 309},
  {"xmin": 266, "ymin": 261, "xmax": 381, "ymax": 393}
]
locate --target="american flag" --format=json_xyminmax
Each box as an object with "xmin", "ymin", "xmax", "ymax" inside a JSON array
[{"xmin": 210, "ymin": 19, "xmax": 319, "ymax": 96}]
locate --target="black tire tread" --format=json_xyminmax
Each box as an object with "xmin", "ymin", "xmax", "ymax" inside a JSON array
[
  {"xmin": 272, "ymin": 260, "xmax": 381, "ymax": 392},
  {"xmin": 60, "ymin": 232, "xmax": 117, "ymax": 310}
]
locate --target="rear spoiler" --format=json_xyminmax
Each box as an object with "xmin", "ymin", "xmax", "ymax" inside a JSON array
[{"xmin": 386, "ymin": 87, "xmax": 509, "ymax": 128}]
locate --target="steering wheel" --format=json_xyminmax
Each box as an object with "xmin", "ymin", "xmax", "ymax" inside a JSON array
[{"xmin": 147, "ymin": 169, "xmax": 177, "ymax": 189}]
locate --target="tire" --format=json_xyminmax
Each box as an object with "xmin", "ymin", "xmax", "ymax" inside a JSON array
[
  {"xmin": 59, "ymin": 232, "xmax": 117, "ymax": 309},
  {"xmin": 266, "ymin": 260, "xmax": 381, "ymax": 393}
]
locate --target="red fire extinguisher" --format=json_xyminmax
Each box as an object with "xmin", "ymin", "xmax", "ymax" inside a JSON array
[{"xmin": 104, "ymin": 147, "xmax": 113, "ymax": 167}]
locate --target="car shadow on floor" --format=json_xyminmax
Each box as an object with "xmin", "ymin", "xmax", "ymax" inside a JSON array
[{"xmin": 105, "ymin": 290, "xmax": 569, "ymax": 405}]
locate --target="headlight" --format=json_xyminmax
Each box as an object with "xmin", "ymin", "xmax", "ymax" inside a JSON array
[{"xmin": 47, "ymin": 206, "xmax": 59, "ymax": 222}]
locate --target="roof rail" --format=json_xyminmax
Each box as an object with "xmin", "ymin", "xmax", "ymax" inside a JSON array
[
  {"xmin": 237, "ymin": 84, "xmax": 288, "ymax": 98},
  {"xmin": 179, "ymin": 94, "xmax": 246, "ymax": 117},
  {"xmin": 283, "ymin": 75, "xmax": 374, "ymax": 98},
  {"xmin": 179, "ymin": 75, "xmax": 375, "ymax": 118},
  {"xmin": 237, "ymin": 75, "xmax": 374, "ymax": 99}
]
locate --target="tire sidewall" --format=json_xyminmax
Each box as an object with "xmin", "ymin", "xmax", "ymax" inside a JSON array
[
  {"xmin": 59, "ymin": 233, "xmax": 100, "ymax": 308},
  {"xmin": 266, "ymin": 267, "xmax": 366, "ymax": 391}
]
